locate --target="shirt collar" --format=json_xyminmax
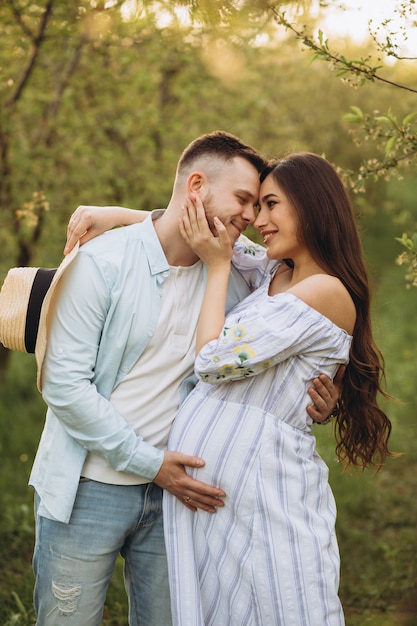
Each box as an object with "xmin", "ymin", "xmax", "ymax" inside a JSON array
[{"xmin": 140, "ymin": 210, "xmax": 170, "ymax": 276}]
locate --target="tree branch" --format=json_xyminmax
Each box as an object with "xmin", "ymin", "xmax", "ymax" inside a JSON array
[
  {"xmin": 272, "ymin": 7, "xmax": 417, "ymax": 95},
  {"xmin": 6, "ymin": 0, "xmax": 55, "ymax": 107},
  {"xmin": 37, "ymin": 35, "xmax": 86, "ymax": 145},
  {"xmin": 363, "ymin": 148, "xmax": 417, "ymax": 175},
  {"xmin": 6, "ymin": 0, "xmax": 35, "ymax": 40}
]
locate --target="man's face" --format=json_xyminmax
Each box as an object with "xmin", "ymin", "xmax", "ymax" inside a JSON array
[{"xmin": 200, "ymin": 157, "xmax": 260, "ymax": 244}]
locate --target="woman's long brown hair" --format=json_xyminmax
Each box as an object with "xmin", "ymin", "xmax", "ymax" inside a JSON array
[{"xmin": 263, "ymin": 153, "xmax": 394, "ymax": 469}]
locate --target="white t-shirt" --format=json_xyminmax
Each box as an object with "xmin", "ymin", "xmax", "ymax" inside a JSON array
[{"xmin": 81, "ymin": 260, "xmax": 205, "ymax": 485}]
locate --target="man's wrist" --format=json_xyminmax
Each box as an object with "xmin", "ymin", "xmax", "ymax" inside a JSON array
[{"xmin": 314, "ymin": 402, "xmax": 340, "ymax": 426}]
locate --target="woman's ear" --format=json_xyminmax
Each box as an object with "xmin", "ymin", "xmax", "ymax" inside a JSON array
[{"xmin": 187, "ymin": 172, "xmax": 205, "ymax": 194}]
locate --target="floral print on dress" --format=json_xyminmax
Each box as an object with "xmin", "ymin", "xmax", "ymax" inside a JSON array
[
  {"xmin": 196, "ymin": 290, "xmax": 352, "ymax": 385},
  {"xmin": 223, "ymin": 324, "xmax": 246, "ymax": 340},
  {"xmin": 243, "ymin": 243, "xmax": 260, "ymax": 257},
  {"xmin": 233, "ymin": 344, "xmax": 255, "ymax": 363},
  {"xmin": 200, "ymin": 325, "xmax": 257, "ymax": 381}
]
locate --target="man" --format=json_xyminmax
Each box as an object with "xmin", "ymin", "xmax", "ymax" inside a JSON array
[{"xmin": 31, "ymin": 131, "xmax": 339, "ymax": 625}]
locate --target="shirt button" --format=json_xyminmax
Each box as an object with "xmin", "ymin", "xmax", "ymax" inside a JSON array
[
  {"xmin": 147, "ymin": 331, "xmax": 153, "ymax": 338},
  {"xmin": 58, "ymin": 348, "xmax": 63, "ymax": 354}
]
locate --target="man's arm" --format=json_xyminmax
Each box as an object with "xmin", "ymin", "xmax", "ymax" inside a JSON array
[
  {"xmin": 43, "ymin": 251, "xmax": 225, "ymax": 513},
  {"xmin": 154, "ymin": 452, "xmax": 225, "ymax": 513}
]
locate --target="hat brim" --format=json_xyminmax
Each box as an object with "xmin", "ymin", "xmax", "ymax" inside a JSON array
[{"xmin": 35, "ymin": 242, "xmax": 80, "ymax": 391}]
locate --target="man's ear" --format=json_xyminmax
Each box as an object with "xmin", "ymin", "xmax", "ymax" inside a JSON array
[{"xmin": 187, "ymin": 172, "xmax": 205, "ymax": 194}]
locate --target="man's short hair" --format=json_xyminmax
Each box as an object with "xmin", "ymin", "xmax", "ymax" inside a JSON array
[{"xmin": 177, "ymin": 131, "xmax": 266, "ymax": 177}]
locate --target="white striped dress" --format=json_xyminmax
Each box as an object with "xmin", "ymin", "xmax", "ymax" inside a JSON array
[{"xmin": 164, "ymin": 278, "xmax": 351, "ymax": 626}]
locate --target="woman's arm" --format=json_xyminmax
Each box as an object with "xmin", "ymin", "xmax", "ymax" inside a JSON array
[
  {"xmin": 194, "ymin": 293, "xmax": 351, "ymax": 384},
  {"xmin": 64, "ymin": 205, "xmax": 148, "ymax": 255},
  {"xmin": 179, "ymin": 195, "xmax": 232, "ymax": 354}
]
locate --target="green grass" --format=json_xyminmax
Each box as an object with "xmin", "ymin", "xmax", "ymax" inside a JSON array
[{"xmin": 316, "ymin": 433, "xmax": 417, "ymax": 626}]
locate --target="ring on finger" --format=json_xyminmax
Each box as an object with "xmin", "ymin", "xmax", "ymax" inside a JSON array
[{"xmin": 184, "ymin": 496, "xmax": 191, "ymax": 502}]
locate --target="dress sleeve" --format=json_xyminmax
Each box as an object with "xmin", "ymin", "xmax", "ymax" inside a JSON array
[
  {"xmin": 195, "ymin": 292, "xmax": 352, "ymax": 383},
  {"xmin": 231, "ymin": 235, "xmax": 278, "ymax": 290}
]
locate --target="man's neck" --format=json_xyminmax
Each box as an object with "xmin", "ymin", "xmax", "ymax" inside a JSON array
[{"xmin": 153, "ymin": 208, "xmax": 200, "ymax": 267}]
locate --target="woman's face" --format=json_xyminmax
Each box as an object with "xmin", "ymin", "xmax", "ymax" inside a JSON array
[{"xmin": 254, "ymin": 174, "xmax": 304, "ymax": 261}]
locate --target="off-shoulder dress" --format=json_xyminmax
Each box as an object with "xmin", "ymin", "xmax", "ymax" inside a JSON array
[{"xmin": 163, "ymin": 239, "xmax": 351, "ymax": 626}]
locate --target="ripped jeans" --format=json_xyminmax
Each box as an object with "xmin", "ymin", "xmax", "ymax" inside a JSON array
[{"xmin": 33, "ymin": 480, "xmax": 172, "ymax": 625}]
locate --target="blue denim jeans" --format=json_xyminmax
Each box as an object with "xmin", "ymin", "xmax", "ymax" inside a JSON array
[{"xmin": 33, "ymin": 480, "xmax": 172, "ymax": 625}]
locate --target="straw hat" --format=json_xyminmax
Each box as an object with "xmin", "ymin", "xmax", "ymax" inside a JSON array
[{"xmin": 0, "ymin": 242, "xmax": 79, "ymax": 390}]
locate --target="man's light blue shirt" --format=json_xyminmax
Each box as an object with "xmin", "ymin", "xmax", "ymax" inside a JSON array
[{"xmin": 30, "ymin": 213, "xmax": 256, "ymax": 523}]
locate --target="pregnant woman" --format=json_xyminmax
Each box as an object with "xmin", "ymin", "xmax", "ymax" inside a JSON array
[{"xmin": 163, "ymin": 153, "xmax": 393, "ymax": 626}]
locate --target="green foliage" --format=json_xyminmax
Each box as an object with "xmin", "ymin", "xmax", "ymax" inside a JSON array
[
  {"xmin": 273, "ymin": 6, "xmax": 417, "ymax": 182},
  {"xmin": 396, "ymin": 232, "xmax": 417, "ymax": 288},
  {"xmin": 270, "ymin": 0, "xmax": 417, "ymax": 287},
  {"xmin": 340, "ymin": 107, "xmax": 417, "ymax": 191},
  {"xmin": 1, "ymin": 0, "xmax": 415, "ymax": 269},
  {"xmin": 0, "ymin": 2, "xmax": 416, "ymax": 623}
]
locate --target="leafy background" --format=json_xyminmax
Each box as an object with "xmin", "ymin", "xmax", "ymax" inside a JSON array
[{"xmin": 0, "ymin": 1, "xmax": 416, "ymax": 624}]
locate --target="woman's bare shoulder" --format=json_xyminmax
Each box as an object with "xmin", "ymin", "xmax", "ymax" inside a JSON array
[{"xmin": 289, "ymin": 274, "xmax": 356, "ymax": 334}]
